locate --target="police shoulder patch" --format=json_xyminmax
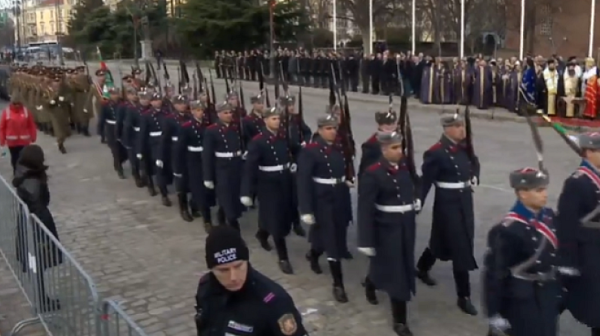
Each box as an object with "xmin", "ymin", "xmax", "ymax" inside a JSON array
[
  {"xmin": 366, "ymin": 162, "xmax": 382, "ymax": 172},
  {"xmin": 428, "ymin": 142, "xmax": 442, "ymax": 151},
  {"xmin": 277, "ymin": 313, "xmax": 297, "ymax": 336}
]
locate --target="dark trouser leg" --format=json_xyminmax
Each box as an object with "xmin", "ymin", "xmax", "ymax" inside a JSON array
[
  {"xmin": 390, "ymin": 298, "xmax": 413, "ymax": 336},
  {"xmin": 328, "ymin": 259, "xmax": 348, "ymax": 303},
  {"xmin": 9, "ymin": 145, "xmax": 24, "ymax": 174},
  {"xmin": 256, "ymin": 228, "xmax": 272, "ymax": 251},
  {"xmin": 178, "ymin": 192, "xmax": 193, "ymax": 222},
  {"xmin": 274, "ymin": 237, "xmax": 293, "ymax": 274},
  {"xmin": 111, "ymin": 144, "xmax": 125, "ymax": 178},
  {"xmin": 454, "ymin": 267, "xmax": 477, "ymax": 315},
  {"xmin": 363, "ymin": 276, "xmax": 378, "ymax": 304},
  {"xmin": 416, "ymin": 248, "xmax": 437, "ymax": 286},
  {"xmin": 146, "ymin": 173, "xmax": 157, "ymax": 196},
  {"xmin": 227, "ymin": 217, "xmax": 240, "ymax": 231},
  {"xmin": 306, "ymin": 249, "xmax": 323, "ymax": 274},
  {"xmin": 217, "ymin": 207, "xmax": 226, "ymax": 226},
  {"xmin": 591, "ymin": 327, "xmax": 600, "ymax": 336}
]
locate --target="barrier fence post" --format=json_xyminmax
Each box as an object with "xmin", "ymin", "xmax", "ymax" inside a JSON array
[{"xmin": 101, "ymin": 300, "xmax": 150, "ymax": 336}]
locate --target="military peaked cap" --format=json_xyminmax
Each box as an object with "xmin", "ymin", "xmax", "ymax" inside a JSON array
[
  {"xmin": 217, "ymin": 102, "xmax": 233, "ymax": 113},
  {"xmin": 317, "ymin": 113, "xmax": 338, "ymax": 127},
  {"xmin": 577, "ymin": 132, "xmax": 600, "ymax": 149},
  {"xmin": 263, "ymin": 106, "xmax": 280, "ymax": 118},
  {"xmin": 440, "ymin": 113, "xmax": 464, "ymax": 127},
  {"xmin": 173, "ymin": 94, "xmax": 189, "ymax": 105},
  {"xmin": 250, "ymin": 93, "xmax": 264, "ymax": 104},
  {"xmin": 190, "ymin": 100, "xmax": 207, "ymax": 110},
  {"xmin": 279, "ymin": 96, "xmax": 295, "ymax": 107},
  {"xmin": 376, "ymin": 131, "xmax": 402, "ymax": 145}
]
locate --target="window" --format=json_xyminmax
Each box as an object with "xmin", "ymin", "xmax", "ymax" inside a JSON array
[{"xmin": 539, "ymin": 5, "xmax": 553, "ymax": 36}]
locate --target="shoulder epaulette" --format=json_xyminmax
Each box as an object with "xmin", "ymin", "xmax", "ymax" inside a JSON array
[
  {"xmin": 304, "ymin": 143, "xmax": 320, "ymax": 149},
  {"xmin": 207, "ymin": 124, "xmax": 219, "ymax": 130},
  {"xmin": 571, "ymin": 171, "xmax": 584, "ymax": 178},
  {"xmin": 366, "ymin": 162, "xmax": 382, "ymax": 172},
  {"xmin": 366, "ymin": 133, "xmax": 378, "ymax": 144},
  {"xmin": 182, "ymin": 121, "xmax": 192, "ymax": 128},
  {"xmin": 428, "ymin": 142, "xmax": 442, "ymax": 151},
  {"xmin": 165, "ymin": 114, "xmax": 175, "ymax": 119},
  {"xmin": 252, "ymin": 133, "xmax": 264, "ymax": 141},
  {"xmin": 501, "ymin": 218, "xmax": 515, "ymax": 227}
]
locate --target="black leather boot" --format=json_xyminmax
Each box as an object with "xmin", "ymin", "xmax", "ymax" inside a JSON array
[
  {"xmin": 178, "ymin": 193, "xmax": 193, "ymax": 222},
  {"xmin": 116, "ymin": 166, "xmax": 125, "ymax": 179},
  {"xmin": 255, "ymin": 230, "xmax": 272, "ymax": 251},
  {"xmin": 305, "ymin": 249, "xmax": 322, "ymax": 274},
  {"xmin": 391, "ymin": 298, "xmax": 412, "ymax": 336},
  {"xmin": 457, "ymin": 297, "xmax": 478, "ymax": 316},
  {"xmin": 58, "ymin": 143, "xmax": 66, "ymax": 154},
  {"xmin": 328, "ymin": 260, "xmax": 348, "ymax": 303},
  {"xmin": 133, "ymin": 173, "xmax": 145, "ymax": 188},
  {"xmin": 362, "ymin": 277, "xmax": 378, "ymax": 305},
  {"xmin": 146, "ymin": 177, "xmax": 157, "ymax": 196}
]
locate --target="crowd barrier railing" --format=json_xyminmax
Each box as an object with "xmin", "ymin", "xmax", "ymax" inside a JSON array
[
  {"xmin": 101, "ymin": 300, "xmax": 150, "ymax": 336},
  {"xmin": 0, "ymin": 174, "xmax": 150, "ymax": 336}
]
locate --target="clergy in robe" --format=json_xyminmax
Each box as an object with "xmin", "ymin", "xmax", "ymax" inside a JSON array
[
  {"xmin": 506, "ymin": 62, "xmax": 522, "ymax": 113},
  {"xmin": 420, "ymin": 60, "xmax": 435, "ymax": 104},
  {"xmin": 452, "ymin": 59, "xmax": 470, "ymax": 105},
  {"xmin": 561, "ymin": 61, "xmax": 582, "ymax": 118},
  {"xmin": 520, "ymin": 58, "xmax": 537, "ymax": 110},
  {"xmin": 490, "ymin": 60, "xmax": 503, "ymax": 107},
  {"xmin": 500, "ymin": 59, "xmax": 512, "ymax": 109},
  {"xmin": 535, "ymin": 65, "xmax": 547, "ymax": 113},
  {"xmin": 583, "ymin": 57, "xmax": 600, "ymax": 119},
  {"xmin": 472, "ymin": 59, "xmax": 493, "ymax": 109},
  {"xmin": 542, "ymin": 59, "xmax": 560, "ymax": 116}
]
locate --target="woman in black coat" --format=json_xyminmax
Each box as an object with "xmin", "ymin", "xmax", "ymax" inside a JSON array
[{"xmin": 13, "ymin": 144, "xmax": 62, "ymax": 312}]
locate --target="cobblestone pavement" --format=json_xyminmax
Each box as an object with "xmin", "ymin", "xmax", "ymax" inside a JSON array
[{"xmin": 0, "ymin": 67, "xmax": 590, "ymax": 336}]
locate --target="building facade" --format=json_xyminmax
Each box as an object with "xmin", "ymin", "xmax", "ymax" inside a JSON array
[{"xmin": 504, "ymin": 0, "xmax": 600, "ymax": 57}]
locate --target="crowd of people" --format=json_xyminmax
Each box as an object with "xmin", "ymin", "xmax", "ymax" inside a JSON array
[
  {"xmin": 2, "ymin": 55, "xmax": 600, "ymax": 336},
  {"xmin": 215, "ymin": 49, "xmax": 599, "ymax": 119}
]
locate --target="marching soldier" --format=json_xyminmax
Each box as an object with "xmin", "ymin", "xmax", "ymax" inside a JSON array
[
  {"xmin": 72, "ymin": 66, "xmax": 92, "ymax": 136},
  {"xmin": 137, "ymin": 92, "xmax": 172, "ymax": 206},
  {"xmin": 160, "ymin": 94, "xmax": 193, "ymax": 221},
  {"xmin": 227, "ymin": 92, "xmax": 247, "ymax": 120},
  {"xmin": 45, "ymin": 74, "xmax": 71, "ymax": 154},
  {"xmin": 241, "ymin": 106, "xmax": 296, "ymax": 274},
  {"xmin": 357, "ymin": 131, "xmax": 420, "ymax": 336},
  {"xmin": 179, "ymin": 100, "xmax": 215, "ymax": 233},
  {"xmin": 415, "ymin": 113, "xmax": 480, "ymax": 315},
  {"xmin": 99, "ymin": 87, "xmax": 127, "ymax": 179},
  {"xmin": 358, "ymin": 110, "xmax": 398, "ymax": 178},
  {"xmin": 297, "ymin": 113, "xmax": 353, "ymax": 303},
  {"xmin": 483, "ymin": 167, "xmax": 561, "ymax": 336},
  {"xmin": 120, "ymin": 87, "xmax": 146, "ymax": 187},
  {"xmin": 556, "ymin": 132, "xmax": 600, "ymax": 336},
  {"xmin": 243, "ymin": 93, "xmax": 265, "ymax": 139},
  {"xmin": 202, "ymin": 102, "xmax": 245, "ymax": 230}
]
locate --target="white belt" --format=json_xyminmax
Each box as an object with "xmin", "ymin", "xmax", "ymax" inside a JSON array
[
  {"xmin": 6, "ymin": 135, "xmax": 30, "ymax": 140},
  {"xmin": 215, "ymin": 151, "xmax": 242, "ymax": 158},
  {"xmin": 133, "ymin": 127, "xmax": 140, "ymax": 132},
  {"xmin": 187, "ymin": 146, "xmax": 204, "ymax": 152},
  {"xmin": 375, "ymin": 204, "xmax": 415, "ymax": 213},
  {"xmin": 259, "ymin": 163, "xmax": 290, "ymax": 172},
  {"xmin": 105, "ymin": 119, "xmax": 116, "ymax": 125},
  {"xmin": 150, "ymin": 131, "xmax": 162, "ymax": 137},
  {"xmin": 171, "ymin": 136, "xmax": 178, "ymax": 141},
  {"xmin": 435, "ymin": 181, "xmax": 471, "ymax": 189},
  {"xmin": 312, "ymin": 177, "xmax": 344, "ymax": 185}
]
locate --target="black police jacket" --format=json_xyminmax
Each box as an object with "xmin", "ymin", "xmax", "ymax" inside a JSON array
[{"xmin": 195, "ymin": 267, "xmax": 307, "ymax": 336}]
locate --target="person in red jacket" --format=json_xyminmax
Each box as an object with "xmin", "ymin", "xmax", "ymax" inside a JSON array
[{"xmin": 0, "ymin": 94, "xmax": 37, "ymax": 172}]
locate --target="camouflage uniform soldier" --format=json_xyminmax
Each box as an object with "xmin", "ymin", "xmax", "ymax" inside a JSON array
[
  {"xmin": 73, "ymin": 66, "xmax": 93, "ymax": 136},
  {"xmin": 44, "ymin": 74, "xmax": 71, "ymax": 154}
]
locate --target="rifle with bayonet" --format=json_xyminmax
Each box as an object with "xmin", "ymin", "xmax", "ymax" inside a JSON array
[
  {"xmin": 330, "ymin": 63, "xmax": 356, "ymax": 183},
  {"xmin": 278, "ymin": 62, "xmax": 296, "ymax": 163},
  {"xmin": 259, "ymin": 62, "xmax": 271, "ymax": 107},
  {"xmin": 180, "ymin": 60, "xmax": 190, "ymax": 92}
]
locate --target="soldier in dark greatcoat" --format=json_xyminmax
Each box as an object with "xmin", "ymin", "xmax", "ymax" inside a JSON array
[
  {"xmin": 357, "ymin": 131, "xmax": 420, "ymax": 336},
  {"xmin": 297, "ymin": 113, "xmax": 353, "ymax": 303},
  {"xmin": 415, "ymin": 113, "xmax": 480, "ymax": 315},
  {"xmin": 160, "ymin": 94, "xmax": 193, "ymax": 221},
  {"xmin": 122, "ymin": 88, "xmax": 148, "ymax": 188},
  {"xmin": 242, "ymin": 93, "xmax": 265, "ymax": 139},
  {"xmin": 357, "ymin": 110, "xmax": 398, "ymax": 178},
  {"xmin": 241, "ymin": 106, "xmax": 296, "ymax": 275},
  {"xmin": 98, "ymin": 87, "xmax": 127, "ymax": 179},
  {"xmin": 556, "ymin": 132, "xmax": 600, "ymax": 336},
  {"xmin": 137, "ymin": 92, "xmax": 172, "ymax": 206},
  {"xmin": 483, "ymin": 167, "xmax": 561, "ymax": 336},
  {"xmin": 202, "ymin": 102, "xmax": 245, "ymax": 230},
  {"xmin": 178, "ymin": 100, "xmax": 216, "ymax": 233}
]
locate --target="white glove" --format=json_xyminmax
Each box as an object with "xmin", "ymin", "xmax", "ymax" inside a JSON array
[
  {"xmin": 136, "ymin": 154, "xmax": 142, "ymax": 159},
  {"xmin": 471, "ymin": 176, "xmax": 479, "ymax": 186},
  {"xmin": 242, "ymin": 151, "xmax": 248, "ymax": 160},
  {"xmin": 50, "ymin": 99, "xmax": 56, "ymax": 105},
  {"xmin": 345, "ymin": 180, "xmax": 355, "ymax": 188},
  {"xmin": 301, "ymin": 214, "xmax": 315, "ymax": 225},
  {"xmin": 557, "ymin": 267, "xmax": 580, "ymax": 276},
  {"xmin": 358, "ymin": 247, "xmax": 376, "ymax": 257},
  {"xmin": 156, "ymin": 160, "xmax": 163, "ymax": 168},
  {"xmin": 301, "ymin": 141, "xmax": 306, "ymax": 147},
  {"xmin": 289, "ymin": 163, "xmax": 297, "ymax": 173},
  {"xmin": 413, "ymin": 199, "xmax": 422, "ymax": 211},
  {"xmin": 58, "ymin": 96, "xmax": 64, "ymax": 102},
  {"xmin": 204, "ymin": 181, "xmax": 214, "ymax": 189},
  {"xmin": 36, "ymin": 105, "xmax": 43, "ymax": 110},
  {"xmin": 240, "ymin": 196, "xmax": 253, "ymax": 206},
  {"xmin": 83, "ymin": 108, "xmax": 88, "ymax": 113},
  {"xmin": 489, "ymin": 315, "xmax": 510, "ymax": 334}
]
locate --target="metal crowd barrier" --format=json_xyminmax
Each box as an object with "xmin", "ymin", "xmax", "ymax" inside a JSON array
[{"xmin": 0, "ymin": 174, "xmax": 149, "ymax": 336}]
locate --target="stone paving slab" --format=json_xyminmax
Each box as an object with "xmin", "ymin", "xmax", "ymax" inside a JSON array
[{"xmin": 0, "ymin": 71, "xmax": 591, "ymax": 336}]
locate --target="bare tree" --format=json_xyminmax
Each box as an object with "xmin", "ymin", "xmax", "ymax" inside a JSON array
[
  {"xmin": 337, "ymin": 0, "xmax": 395, "ymax": 49},
  {"xmin": 504, "ymin": 0, "xmax": 560, "ymax": 55},
  {"xmin": 307, "ymin": 0, "xmax": 331, "ymax": 29}
]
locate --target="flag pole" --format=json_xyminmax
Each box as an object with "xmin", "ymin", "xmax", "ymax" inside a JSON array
[
  {"xmin": 519, "ymin": 0, "xmax": 525, "ymax": 60},
  {"xmin": 411, "ymin": 0, "xmax": 416, "ymax": 54},
  {"xmin": 368, "ymin": 0, "xmax": 373, "ymax": 55},
  {"xmin": 459, "ymin": 0, "xmax": 465, "ymax": 59},
  {"xmin": 333, "ymin": 0, "xmax": 337, "ymax": 51},
  {"xmin": 589, "ymin": 0, "xmax": 596, "ymax": 57}
]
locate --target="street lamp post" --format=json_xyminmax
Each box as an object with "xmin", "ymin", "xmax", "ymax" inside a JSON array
[
  {"xmin": 269, "ymin": 0, "xmax": 275, "ymax": 81},
  {"xmin": 55, "ymin": 0, "xmax": 64, "ymax": 64}
]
